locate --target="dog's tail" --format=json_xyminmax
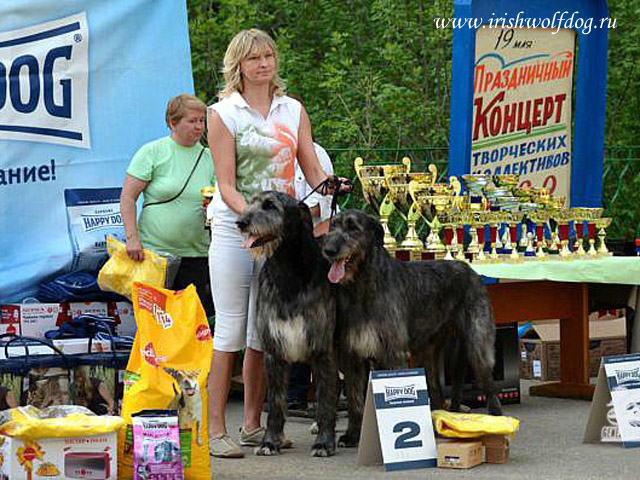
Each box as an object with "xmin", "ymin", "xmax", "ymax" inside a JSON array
[
  {"xmin": 465, "ymin": 295, "xmax": 496, "ymax": 372},
  {"xmin": 465, "ymin": 292, "xmax": 502, "ymax": 415}
]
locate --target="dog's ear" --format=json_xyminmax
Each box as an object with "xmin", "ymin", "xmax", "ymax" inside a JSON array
[
  {"xmin": 298, "ymin": 202, "xmax": 314, "ymax": 233},
  {"xmin": 369, "ymin": 214, "xmax": 385, "ymax": 247}
]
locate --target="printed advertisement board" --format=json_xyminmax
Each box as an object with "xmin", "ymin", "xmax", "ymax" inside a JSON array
[
  {"xmin": 472, "ymin": 27, "xmax": 575, "ymax": 198},
  {"xmin": 0, "ymin": 1, "xmax": 194, "ymax": 301}
]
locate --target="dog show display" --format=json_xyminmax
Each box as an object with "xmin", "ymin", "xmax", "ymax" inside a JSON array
[
  {"xmin": 118, "ymin": 282, "xmax": 212, "ymax": 480},
  {"xmin": 357, "ymin": 368, "xmax": 438, "ymax": 471},
  {"xmin": 354, "ymin": 157, "xmax": 614, "ymax": 263}
]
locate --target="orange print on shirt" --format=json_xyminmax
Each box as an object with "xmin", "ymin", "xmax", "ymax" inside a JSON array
[{"xmin": 271, "ymin": 122, "xmax": 297, "ymax": 196}]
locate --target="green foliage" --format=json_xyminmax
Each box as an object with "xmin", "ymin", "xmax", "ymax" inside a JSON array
[{"xmin": 188, "ymin": 0, "xmax": 640, "ymax": 240}]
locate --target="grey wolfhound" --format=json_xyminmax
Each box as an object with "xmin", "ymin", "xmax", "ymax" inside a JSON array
[
  {"xmin": 236, "ymin": 191, "xmax": 338, "ymax": 457},
  {"xmin": 322, "ymin": 209, "xmax": 502, "ymax": 447}
]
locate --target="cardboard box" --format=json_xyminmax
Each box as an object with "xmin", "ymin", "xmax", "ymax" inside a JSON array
[
  {"xmin": 520, "ymin": 316, "xmax": 627, "ymax": 381},
  {"xmin": 112, "ymin": 301, "xmax": 136, "ymax": 337},
  {"xmin": 0, "ymin": 303, "xmax": 69, "ymax": 338},
  {"xmin": 69, "ymin": 301, "xmax": 109, "ymax": 319},
  {"xmin": 0, "ymin": 432, "xmax": 118, "ymax": 479},
  {"xmin": 53, "ymin": 338, "xmax": 112, "ymax": 355},
  {"xmin": 481, "ymin": 434, "xmax": 510, "ymax": 464},
  {"xmin": 437, "ymin": 440, "xmax": 483, "ymax": 469},
  {"xmin": 442, "ymin": 325, "xmax": 521, "ymax": 408},
  {"xmin": 0, "ymin": 342, "xmax": 56, "ymax": 360}
]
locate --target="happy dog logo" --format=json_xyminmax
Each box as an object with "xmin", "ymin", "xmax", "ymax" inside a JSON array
[
  {"xmin": 384, "ymin": 384, "xmax": 418, "ymax": 402},
  {"xmin": 80, "ymin": 210, "xmax": 123, "ymax": 233},
  {"xmin": 0, "ymin": 12, "xmax": 90, "ymax": 148},
  {"xmin": 614, "ymin": 367, "xmax": 640, "ymax": 386}
]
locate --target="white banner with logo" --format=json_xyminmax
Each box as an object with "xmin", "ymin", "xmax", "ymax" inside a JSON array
[
  {"xmin": 0, "ymin": 1, "xmax": 194, "ymax": 301},
  {"xmin": 471, "ymin": 27, "xmax": 575, "ymax": 198},
  {"xmin": 0, "ymin": 12, "xmax": 90, "ymax": 148}
]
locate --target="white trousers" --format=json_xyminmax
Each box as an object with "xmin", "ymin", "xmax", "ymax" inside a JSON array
[{"xmin": 208, "ymin": 209, "xmax": 262, "ymax": 352}]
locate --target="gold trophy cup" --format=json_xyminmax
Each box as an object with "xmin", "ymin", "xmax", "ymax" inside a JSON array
[{"xmin": 355, "ymin": 157, "xmax": 410, "ymax": 251}]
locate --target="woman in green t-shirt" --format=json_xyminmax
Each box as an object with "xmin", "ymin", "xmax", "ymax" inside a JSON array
[{"xmin": 120, "ymin": 94, "xmax": 215, "ymax": 316}]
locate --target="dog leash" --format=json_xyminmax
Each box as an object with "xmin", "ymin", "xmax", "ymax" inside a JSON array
[{"xmin": 299, "ymin": 175, "xmax": 352, "ymax": 220}]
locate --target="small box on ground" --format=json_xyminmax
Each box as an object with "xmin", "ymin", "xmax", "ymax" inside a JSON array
[
  {"xmin": 481, "ymin": 434, "xmax": 510, "ymax": 464},
  {"xmin": 437, "ymin": 440, "xmax": 483, "ymax": 469},
  {"xmin": 0, "ymin": 432, "xmax": 118, "ymax": 479},
  {"xmin": 520, "ymin": 316, "xmax": 626, "ymax": 381}
]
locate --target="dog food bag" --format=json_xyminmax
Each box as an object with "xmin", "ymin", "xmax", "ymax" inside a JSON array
[
  {"xmin": 119, "ymin": 282, "xmax": 212, "ymax": 480},
  {"xmin": 64, "ymin": 188, "xmax": 126, "ymax": 271},
  {"xmin": 432, "ymin": 410, "xmax": 520, "ymax": 439},
  {"xmin": 132, "ymin": 409, "xmax": 184, "ymax": 480}
]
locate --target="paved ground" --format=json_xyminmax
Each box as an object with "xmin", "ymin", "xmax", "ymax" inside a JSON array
[{"xmin": 210, "ymin": 381, "xmax": 640, "ymax": 479}]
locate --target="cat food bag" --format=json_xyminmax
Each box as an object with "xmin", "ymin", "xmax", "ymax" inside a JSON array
[
  {"xmin": 132, "ymin": 410, "xmax": 184, "ymax": 480},
  {"xmin": 64, "ymin": 188, "xmax": 126, "ymax": 271},
  {"xmin": 118, "ymin": 282, "xmax": 212, "ymax": 480}
]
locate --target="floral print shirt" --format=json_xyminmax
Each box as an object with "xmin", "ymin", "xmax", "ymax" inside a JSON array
[{"xmin": 209, "ymin": 92, "xmax": 301, "ymax": 211}]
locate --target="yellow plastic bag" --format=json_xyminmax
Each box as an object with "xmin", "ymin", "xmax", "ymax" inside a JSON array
[
  {"xmin": 432, "ymin": 410, "xmax": 520, "ymax": 438},
  {"xmin": 118, "ymin": 282, "xmax": 213, "ymax": 480},
  {"xmin": 97, "ymin": 236, "xmax": 178, "ymax": 300},
  {"xmin": 0, "ymin": 405, "xmax": 124, "ymax": 439}
]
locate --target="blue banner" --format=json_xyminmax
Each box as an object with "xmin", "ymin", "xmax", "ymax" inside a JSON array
[{"xmin": 0, "ymin": 1, "xmax": 194, "ymax": 301}]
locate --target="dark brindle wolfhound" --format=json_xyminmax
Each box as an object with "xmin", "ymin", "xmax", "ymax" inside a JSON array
[
  {"xmin": 236, "ymin": 191, "xmax": 338, "ymax": 457},
  {"xmin": 322, "ymin": 209, "xmax": 502, "ymax": 447}
]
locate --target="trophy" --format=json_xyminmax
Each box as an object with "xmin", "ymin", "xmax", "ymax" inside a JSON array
[
  {"xmin": 506, "ymin": 213, "xmax": 523, "ymax": 263},
  {"xmin": 528, "ymin": 210, "xmax": 548, "ymax": 260},
  {"xmin": 555, "ymin": 209, "xmax": 573, "ymax": 260},
  {"xmin": 355, "ymin": 157, "xmax": 410, "ymax": 251},
  {"xmin": 596, "ymin": 217, "xmax": 613, "ymax": 256},
  {"xmin": 386, "ymin": 161, "xmax": 433, "ymax": 255},
  {"xmin": 492, "ymin": 174, "xmax": 520, "ymax": 193},
  {"xmin": 461, "ymin": 174, "xmax": 490, "ymax": 211},
  {"xmin": 412, "ymin": 188, "xmax": 449, "ymax": 256},
  {"xmin": 488, "ymin": 212, "xmax": 501, "ymax": 260},
  {"xmin": 471, "ymin": 211, "xmax": 490, "ymax": 263},
  {"xmin": 571, "ymin": 208, "xmax": 587, "ymax": 256},
  {"xmin": 440, "ymin": 212, "xmax": 460, "ymax": 261},
  {"xmin": 582, "ymin": 207, "xmax": 603, "ymax": 257}
]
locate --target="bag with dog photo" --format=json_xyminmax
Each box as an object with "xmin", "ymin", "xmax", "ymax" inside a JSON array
[{"xmin": 118, "ymin": 282, "xmax": 213, "ymax": 480}]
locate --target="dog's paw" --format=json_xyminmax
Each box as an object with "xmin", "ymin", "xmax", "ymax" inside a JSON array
[
  {"xmin": 487, "ymin": 404, "xmax": 503, "ymax": 416},
  {"xmin": 311, "ymin": 442, "xmax": 335, "ymax": 457},
  {"xmin": 254, "ymin": 442, "xmax": 280, "ymax": 456},
  {"xmin": 487, "ymin": 396, "xmax": 503, "ymax": 416},
  {"xmin": 309, "ymin": 422, "xmax": 318, "ymax": 435},
  {"xmin": 337, "ymin": 433, "xmax": 359, "ymax": 448}
]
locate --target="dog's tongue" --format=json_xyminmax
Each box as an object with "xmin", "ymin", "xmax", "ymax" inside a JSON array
[
  {"xmin": 328, "ymin": 259, "xmax": 346, "ymax": 284},
  {"xmin": 243, "ymin": 235, "xmax": 259, "ymax": 249}
]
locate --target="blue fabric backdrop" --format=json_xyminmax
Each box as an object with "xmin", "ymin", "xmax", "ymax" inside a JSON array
[{"xmin": 0, "ymin": 0, "xmax": 194, "ymax": 301}]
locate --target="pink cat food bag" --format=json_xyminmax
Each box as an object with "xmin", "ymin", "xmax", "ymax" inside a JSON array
[{"xmin": 132, "ymin": 409, "xmax": 184, "ymax": 480}]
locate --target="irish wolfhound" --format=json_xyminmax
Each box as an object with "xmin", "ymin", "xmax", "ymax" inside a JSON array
[
  {"xmin": 322, "ymin": 209, "xmax": 502, "ymax": 447},
  {"xmin": 236, "ymin": 191, "xmax": 338, "ymax": 457}
]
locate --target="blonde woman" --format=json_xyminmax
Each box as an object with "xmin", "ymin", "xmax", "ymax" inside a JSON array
[{"xmin": 207, "ymin": 29, "xmax": 347, "ymax": 458}]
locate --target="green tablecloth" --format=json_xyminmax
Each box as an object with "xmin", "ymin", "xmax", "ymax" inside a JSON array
[{"xmin": 471, "ymin": 256, "xmax": 640, "ymax": 285}]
